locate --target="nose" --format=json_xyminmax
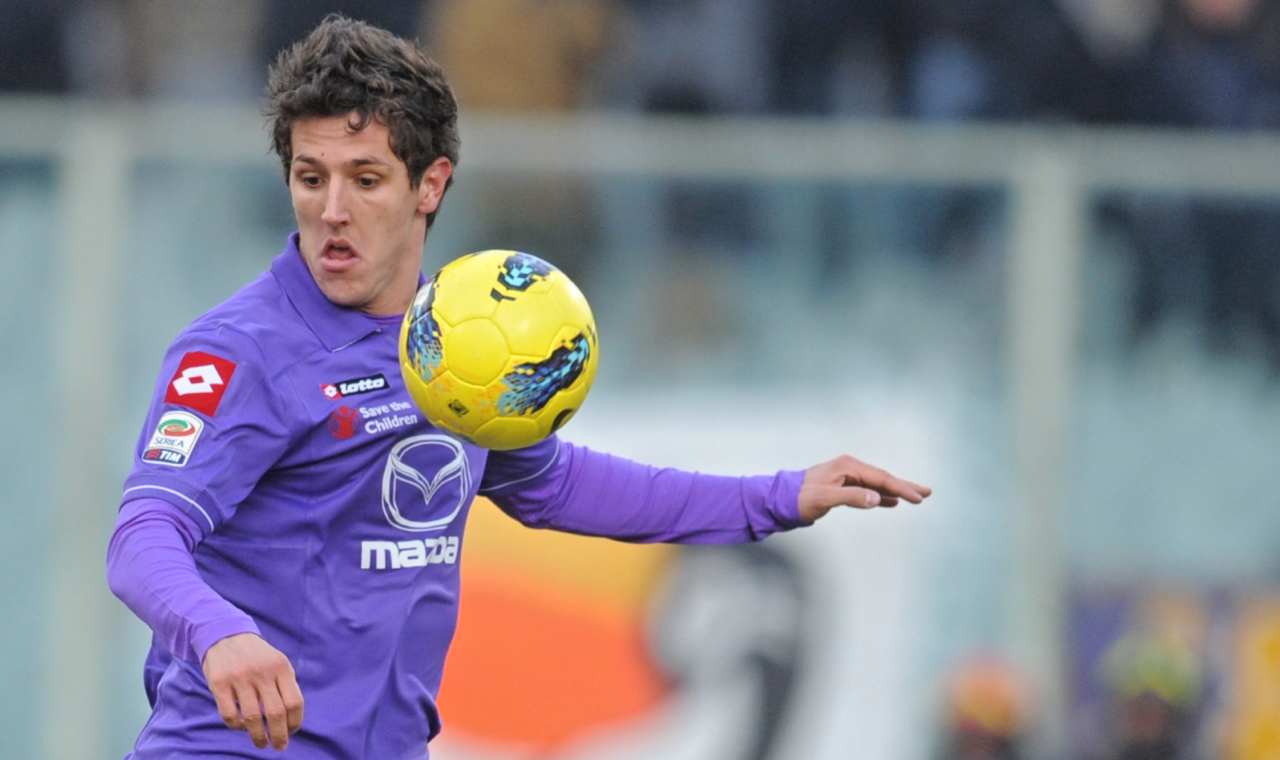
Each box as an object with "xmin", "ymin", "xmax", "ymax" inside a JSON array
[{"xmin": 321, "ymin": 182, "xmax": 351, "ymax": 227}]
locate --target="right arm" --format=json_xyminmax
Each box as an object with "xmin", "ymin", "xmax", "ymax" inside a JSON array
[
  {"xmin": 111, "ymin": 323, "xmax": 303, "ymax": 752},
  {"xmin": 106, "ymin": 497, "xmax": 258, "ymax": 661},
  {"xmin": 106, "ymin": 497, "xmax": 303, "ymax": 751}
]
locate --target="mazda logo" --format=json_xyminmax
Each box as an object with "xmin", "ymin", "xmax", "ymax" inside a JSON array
[{"xmin": 380, "ymin": 434, "xmax": 471, "ymax": 532}]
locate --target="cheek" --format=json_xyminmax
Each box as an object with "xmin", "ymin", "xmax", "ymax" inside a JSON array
[
  {"xmin": 366, "ymin": 188, "xmax": 411, "ymax": 225},
  {"xmin": 291, "ymin": 188, "xmax": 320, "ymax": 218}
]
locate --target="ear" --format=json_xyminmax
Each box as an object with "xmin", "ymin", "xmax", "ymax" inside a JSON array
[{"xmin": 416, "ymin": 157, "xmax": 453, "ymax": 217}]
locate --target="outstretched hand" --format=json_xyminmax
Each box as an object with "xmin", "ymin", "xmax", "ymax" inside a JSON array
[
  {"xmin": 202, "ymin": 632, "xmax": 304, "ymax": 752},
  {"xmin": 797, "ymin": 454, "xmax": 932, "ymax": 523}
]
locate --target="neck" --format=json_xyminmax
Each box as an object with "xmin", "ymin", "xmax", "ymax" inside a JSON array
[
  {"xmin": 361, "ymin": 272, "xmax": 418, "ymax": 317},
  {"xmin": 357, "ymin": 227, "xmax": 428, "ymax": 317}
]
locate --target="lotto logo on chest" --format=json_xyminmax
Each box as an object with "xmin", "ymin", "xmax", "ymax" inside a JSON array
[{"xmin": 321, "ymin": 373, "xmax": 389, "ymax": 400}]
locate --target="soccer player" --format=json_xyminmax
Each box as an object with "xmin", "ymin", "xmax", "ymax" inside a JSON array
[{"xmin": 106, "ymin": 15, "xmax": 932, "ymax": 759}]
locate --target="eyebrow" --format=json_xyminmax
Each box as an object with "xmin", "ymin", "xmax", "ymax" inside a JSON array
[{"xmin": 293, "ymin": 154, "xmax": 392, "ymax": 169}]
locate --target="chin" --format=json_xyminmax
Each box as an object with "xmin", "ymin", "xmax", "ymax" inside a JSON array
[{"xmin": 317, "ymin": 281, "xmax": 369, "ymax": 309}]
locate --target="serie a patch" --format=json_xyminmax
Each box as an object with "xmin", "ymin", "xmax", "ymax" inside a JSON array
[{"xmin": 142, "ymin": 410, "xmax": 205, "ymax": 467}]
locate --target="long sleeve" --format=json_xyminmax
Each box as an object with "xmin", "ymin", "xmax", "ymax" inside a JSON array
[
  {"xmin": 481, "ymin": 439, "xmax": 806, "ymax": 543},
  {"xmin": 105, "ymin": 497, "xmax": 259, "ymax": 664}
]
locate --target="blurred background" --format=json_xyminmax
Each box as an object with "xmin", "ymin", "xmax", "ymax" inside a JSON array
[{"xmin": 5, "ymin": 0, "xmax": 1280, "ymax": 758}]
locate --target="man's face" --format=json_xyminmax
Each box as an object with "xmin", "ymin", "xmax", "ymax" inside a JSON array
[{"xmin": 289, "ymin": 114, "xmax": 451, "ymax": 316}]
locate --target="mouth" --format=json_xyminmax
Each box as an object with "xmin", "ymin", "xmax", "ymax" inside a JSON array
[{"xmin": 320, "ymin": 238, "xmax": 360, "ymax": 273}]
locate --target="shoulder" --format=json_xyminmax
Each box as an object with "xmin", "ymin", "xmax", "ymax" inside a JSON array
[
  {"xmin": 169, "ymin": 270, "xmax": 318, "ymax": 373},
  {"xmin": 154, "ymin": 272, "xmax": 321, "ymax": 420}
]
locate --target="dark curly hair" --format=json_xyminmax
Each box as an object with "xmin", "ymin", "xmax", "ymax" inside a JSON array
[{"xmin": 265, "ymin": 14, "xmax": 460, "ymax": 226}]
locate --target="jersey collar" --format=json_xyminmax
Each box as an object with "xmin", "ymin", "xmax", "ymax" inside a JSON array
[{"xmin": 270, "ymin": 232, "xmax": 421, "ymax": 352}]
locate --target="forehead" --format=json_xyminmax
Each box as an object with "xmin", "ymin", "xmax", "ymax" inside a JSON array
[{"xmin": 290, "ymin": 113, "xmax": 400, "ymax": 165}]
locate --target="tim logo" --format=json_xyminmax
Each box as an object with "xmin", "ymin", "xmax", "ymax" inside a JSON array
[
  {"xmin": 321, "ymin": 373, "xmax": 388, "ymax": 400},
  {"xmin": 361, "ymin": 434, "xmax": 471, "ymax": 571},
  {"xmin": 328, "ymin": 406, "xmax": 358, "ymax": 439}
]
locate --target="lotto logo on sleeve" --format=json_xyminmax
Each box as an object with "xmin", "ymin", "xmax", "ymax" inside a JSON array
[
  {"xmin": 142, "ymin": 411, "xmax": 205, "ymax": 467},
  {"xmin": 164, "ymin": 351, "xmax": 237, "ymax": 416}
]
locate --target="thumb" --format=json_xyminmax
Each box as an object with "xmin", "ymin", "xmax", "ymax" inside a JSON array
[{"xmin": 799, "ymin": 485, "xmax": 881, "ymax": 522}]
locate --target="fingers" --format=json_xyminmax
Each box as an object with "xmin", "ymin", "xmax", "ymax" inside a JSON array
[
  {"xmin": 203, "ymin": 639, "xmax": 302, "ymax": 751},
  {"xmin": 833, "ymin": 455, "xmax": 931, "ymax": 503},
  {"xmin": 232, "ymin": 682, "xmax": 269, "ymax": 749},
  {"xmin": 799, "ymin": 479, "xmax": 908, "ymax": 523},
  {"xmin": 813, "ymin": 485, "xmax": 889, "ymax": 511},
  {"xmin": 849, "ymin": 469, "xmax": 926, "ymax": 503},
  {"xmin": 240, "ymin": 672, "xmax": 301, "ymax": 750},
  {"xmin": 209, "ymin": 680, "xmax": 243, "ymax": 731},
  {"xmin": 259, "ymin": 683, "xmax": 290, "ymax": 751},
  {"xmin": 234, "ymin": 680, "xmax": 295, "ymax": 750},
  {"xmin": 799, "ymin": 455, "xmax": 931, "ymax": 522},
  {"xmin": 279, "ymin": 671, "xmax": 305, "ymax": 735},
  {"xmin": 899, "ymin": 477, "xmax": 932, "ymax": 499}
]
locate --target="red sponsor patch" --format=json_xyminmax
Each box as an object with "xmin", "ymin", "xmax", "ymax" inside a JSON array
[
  {"xmin": 328, "ymin": 406, "xmax": 358, "ymax": 439},
  {"xmin": 164, "ymin": 351, "xmax": 238, "ymax": 416}
]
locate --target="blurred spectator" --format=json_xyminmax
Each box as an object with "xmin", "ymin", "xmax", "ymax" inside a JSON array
[
  {"xmin": 611, "ymin": 0, "xmax": 770, "ymax": 260},
  {"xmin": 601, "ymin": 0, "xmax": 770, "ymax": 114},
  {"xmin": 422, "ymin": 0, "xmax": 619, "ymax": 281},
  {"xmin": 5, "ymin": 0, "xmax": 265, "ymax": 98},
  {"xmin": 129, "ymin": 0, "xmax": 264, "ymax": 99},
  {"xmin": 1115, "ymin": 0, "xmax": 1280, "ymax": 368},
  {"xmin": 61, "ymin": 0, "xmax": 130, "ymax": 96},
  {"xmin": 1096, "ymin": 632, "xmax": 1205, "ymax": 760},
  {"xmin": 427, "ymin": 0, "xmax": 613, "ymax": 111},
  {"xmin": 1149, "ymin": 0, "xmax": 1269, "ymax": 128},
  {"xmin": 766, "ymin": 0, "xmax": 907, "ymax": 117},
  {"xmin": 260, "ymin": 0, "xmax": 422, "ymax": 79},
  {"xmin": 901, "ymin": 0, "xmax": 1149, "ymax": 124},
  {"xmin": 550, "ymin": 543, "xmax": 808, "ymax": 760},
  {"xmin": 937, "ymin": 656, "xmax": 1031, "ymax": 760},
  {"xmin": 0, "ymin": 1, "xmax": 72, "ymax": 92}
]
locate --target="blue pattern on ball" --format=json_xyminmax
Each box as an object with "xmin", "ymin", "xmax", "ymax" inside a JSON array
[
  {"xmin": 497, "ymin": 253, "xmax": 554, "ymax": 292},
  {"xmin": 498, "ymin": 332, "xmax": 591, "ymax": 415},
  {"xmin": 406, "ymin": 285, "xmax": 444, "ymax": 378}
]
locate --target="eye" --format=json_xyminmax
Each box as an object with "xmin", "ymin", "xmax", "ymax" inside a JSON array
[
  {"xmin": 297, "ymin": 173, "xmax": 322, "ymax": 188},
  {"xmin": 357, "ymin": 175, "xmax": 380, "ymax": 189}
]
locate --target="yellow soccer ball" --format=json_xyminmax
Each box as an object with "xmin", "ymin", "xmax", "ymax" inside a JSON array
[{"xmin": 399, "ymin": 250, "xmax": 599, "ymax": 450}]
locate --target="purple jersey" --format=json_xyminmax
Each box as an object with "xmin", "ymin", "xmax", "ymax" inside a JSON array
[{"xmin": 114, "ymin": 234, "xmax": 804, "ymax": 758}]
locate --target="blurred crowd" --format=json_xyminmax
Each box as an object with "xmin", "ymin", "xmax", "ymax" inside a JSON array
[
  {"xmin": 8, "ymin": 0, "xmax": 1280, "ymax": 126},
  {"xmin": 937, "ymin": 639, "xmax": 1208, "ymax": 760},
  {"xmin": 5, "ymin": 0, "xmax": 1279, "ymax": 365}
]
